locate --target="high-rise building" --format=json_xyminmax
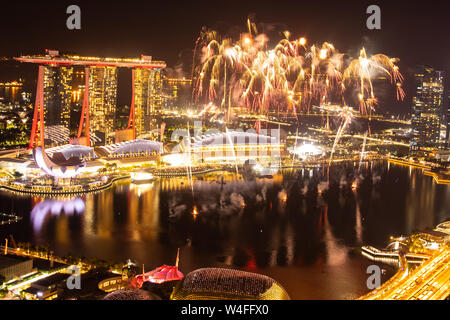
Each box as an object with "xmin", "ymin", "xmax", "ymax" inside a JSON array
[
  {"xmin": 89, "ymin": 66, "xmax": 118, "ymax": 145},
  {"xmin": 133, "ymin": 68, "xmax": 163, "ymax": 137},
  {"xmin": 446, "ymin": 89, "xmax": 450, "ymax": 148},
  {"xmin": 134, "ymin": 69, "xmax": 151, "ymax": 136},
  {"xmin": 43, "ymin": 66, "xmax": 73, "ymax": 146},
  {"xmin": 149, "ymin": 69, "xmax": 163, "ymax": 115},
  {"xmin": 410, "ymin": 66, "xmax": 445, "ymax": 156}
]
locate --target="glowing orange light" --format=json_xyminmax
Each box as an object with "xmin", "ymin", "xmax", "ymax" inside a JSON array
[
  {"xmin": 243, "ymin": 36, "xmax": 252, "ymax": 46},
  {"xmin": 192, "ymin": 205, "xmax": 199, "ymax": 219}
]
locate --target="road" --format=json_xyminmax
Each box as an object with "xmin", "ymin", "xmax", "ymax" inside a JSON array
[
  {"xmin": 360, "ymin": 248, "xmax": 450, "ymax": 300},
  {"xmin": 1, "ymin": 245, "xmax": 68, "ymax": 265}
]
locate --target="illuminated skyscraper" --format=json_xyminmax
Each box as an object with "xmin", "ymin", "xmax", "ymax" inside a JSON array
[
  {"xmin": 410, "ymin": 66, "xmax": 445, "ymax": 155},
  {"xmin": 149, "ymin": 69, "xmax": 163, "ymax": 115},
  {"xmin": 134, "ymin": 68, "xmax": 150, "ymax": 137},
  {"xmin": 133, "ymin": 68, "xmax": 163, "ymax": 137},
  {"xmin": 43, "ymin": 66, "xmax": 73, "ymax": 145},
  {"xmin": 446, "ymin": 90, "xmax": 450, "ymax": 148},
  {"xmin": 89, "ymin": 66, "xmax": 118, "ymax": 145}
]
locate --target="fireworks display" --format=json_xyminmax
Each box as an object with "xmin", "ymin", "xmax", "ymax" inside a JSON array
[{"xmin": 192, "ymin": 19, "xmax": 405, "ymax": 120}]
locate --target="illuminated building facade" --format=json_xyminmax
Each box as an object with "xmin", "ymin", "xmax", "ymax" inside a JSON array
[
  {"xmin": 98, "ymin": 139, "xmax": 162, "ymax": 158},
  {"xmin": 43, "ymin": 66, "xmax": 73, "ymax": 146},
  {"xmin": 133, "ymin": 68, "xmax": 163, "ymax": 137},
  {"xmin": 134, "ymin": 68, "xmax": 148, "ymax": 137},
  {"xmin": 148, "ymin": 69, "xmax": 163, "ymax": 114},
  {"xmin": 0, "ymin": 256, "xmax": 34, "ymax": 282},
  {"xmin": 410, "ymin": 66, "xmax": 445, "ymax": 155},
  {"xmin": 189, "ymin": 131, "xmax": 284, "ymax": 164},
  {"xmin": 89, "ymin": 66, "xmax": 118, "ymax": 145},
  {"xmin": 446, "ymin": 90, "xmax": 450, "ymax": 148}
]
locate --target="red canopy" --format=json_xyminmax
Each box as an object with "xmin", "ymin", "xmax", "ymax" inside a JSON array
[
  {"xmin": 146, "ymin": 265, "xmax": 184, "ymax": 284},
  {"xmin": 130, "ymin": 249, "xmax": 184, "ymax": 288}
]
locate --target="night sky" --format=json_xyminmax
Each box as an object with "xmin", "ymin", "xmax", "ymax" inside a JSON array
[{"xmin": 1, "ymin": 0, "xmax": 449, "ymax": 114}]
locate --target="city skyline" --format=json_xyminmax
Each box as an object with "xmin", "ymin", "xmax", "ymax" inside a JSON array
[
  {"xmin": 0, "ymin": 0, "xmax": 449, "ymax": 303},
  {"xmin": 0, "ymin": 1, "xmax": 449, "ymax": 116}
]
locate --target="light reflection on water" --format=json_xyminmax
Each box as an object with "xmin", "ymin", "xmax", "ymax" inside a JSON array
[
  {"xmin": 30, "ymin": 198, "xmax": 85, "ymax": 231},
  {"xmin": 1, "ymin": 161, "xmax": 449, "ymax": 299}
]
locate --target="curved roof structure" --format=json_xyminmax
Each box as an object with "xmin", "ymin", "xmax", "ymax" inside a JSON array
[
  {"xmin": 33, "ymin": 147, "xmax": 85, "ymax": 178},
  {"xmin": 46, "ymin": 144, "xmax": 96, "ymax": 160},
  {"xmin": 436, "ymin": 221, "xmax": 450, "ymax": 235},
  {"xmin": 171, "ymin": 268, "xmax": 290, "ymax": 300},
  {"xmin": 190, "ymin": 132, "xmax": 277, "ymax": 148},
  {"xmin": 99, "ymin": 139, "xmax": 163, "ymax": 157}
]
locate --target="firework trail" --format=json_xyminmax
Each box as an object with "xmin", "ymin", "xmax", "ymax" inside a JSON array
[
  {"xmin": 342, "ymin": 48, "xmax": 405, "ymax": 115},
  {"xmin": 329, "ymin": 108, "xmax": 354, "ymax": 163},
  {"xmin": 185, "ymin": 122, "xmax": 194, "ymax": 199},
  {"xmin": 359, "ymin": 131, "xmax": 368, "ymax": 169},
  {"xmin": 291, "ymin": 127, "xmax": 299, "ymax": 169},
  {"xmin": 225, "ymin": 127, "xmax": 240, "ymax": 175},
  {"xmin": 198, "ymin": 102, "xmax": 218, "ymax": 117}
]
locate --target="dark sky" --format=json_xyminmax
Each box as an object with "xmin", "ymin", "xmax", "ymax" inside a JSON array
[{"xmin": 1, "ymin": 0, "xmax": 449, "ymax": 114}]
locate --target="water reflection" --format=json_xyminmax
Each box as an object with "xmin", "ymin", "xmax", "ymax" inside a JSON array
[
  {"xmin": 30, "ymin": 198, "xmax": 85, "ymax": 231},
  {"xmin": 1, "ymin": 160, "xmax": 449, "ymax": 299}
]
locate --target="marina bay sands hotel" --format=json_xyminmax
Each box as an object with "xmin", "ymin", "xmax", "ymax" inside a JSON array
[{"xmin": 15, "ymin": 50, "xmax": 166, "ymax": 147}]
